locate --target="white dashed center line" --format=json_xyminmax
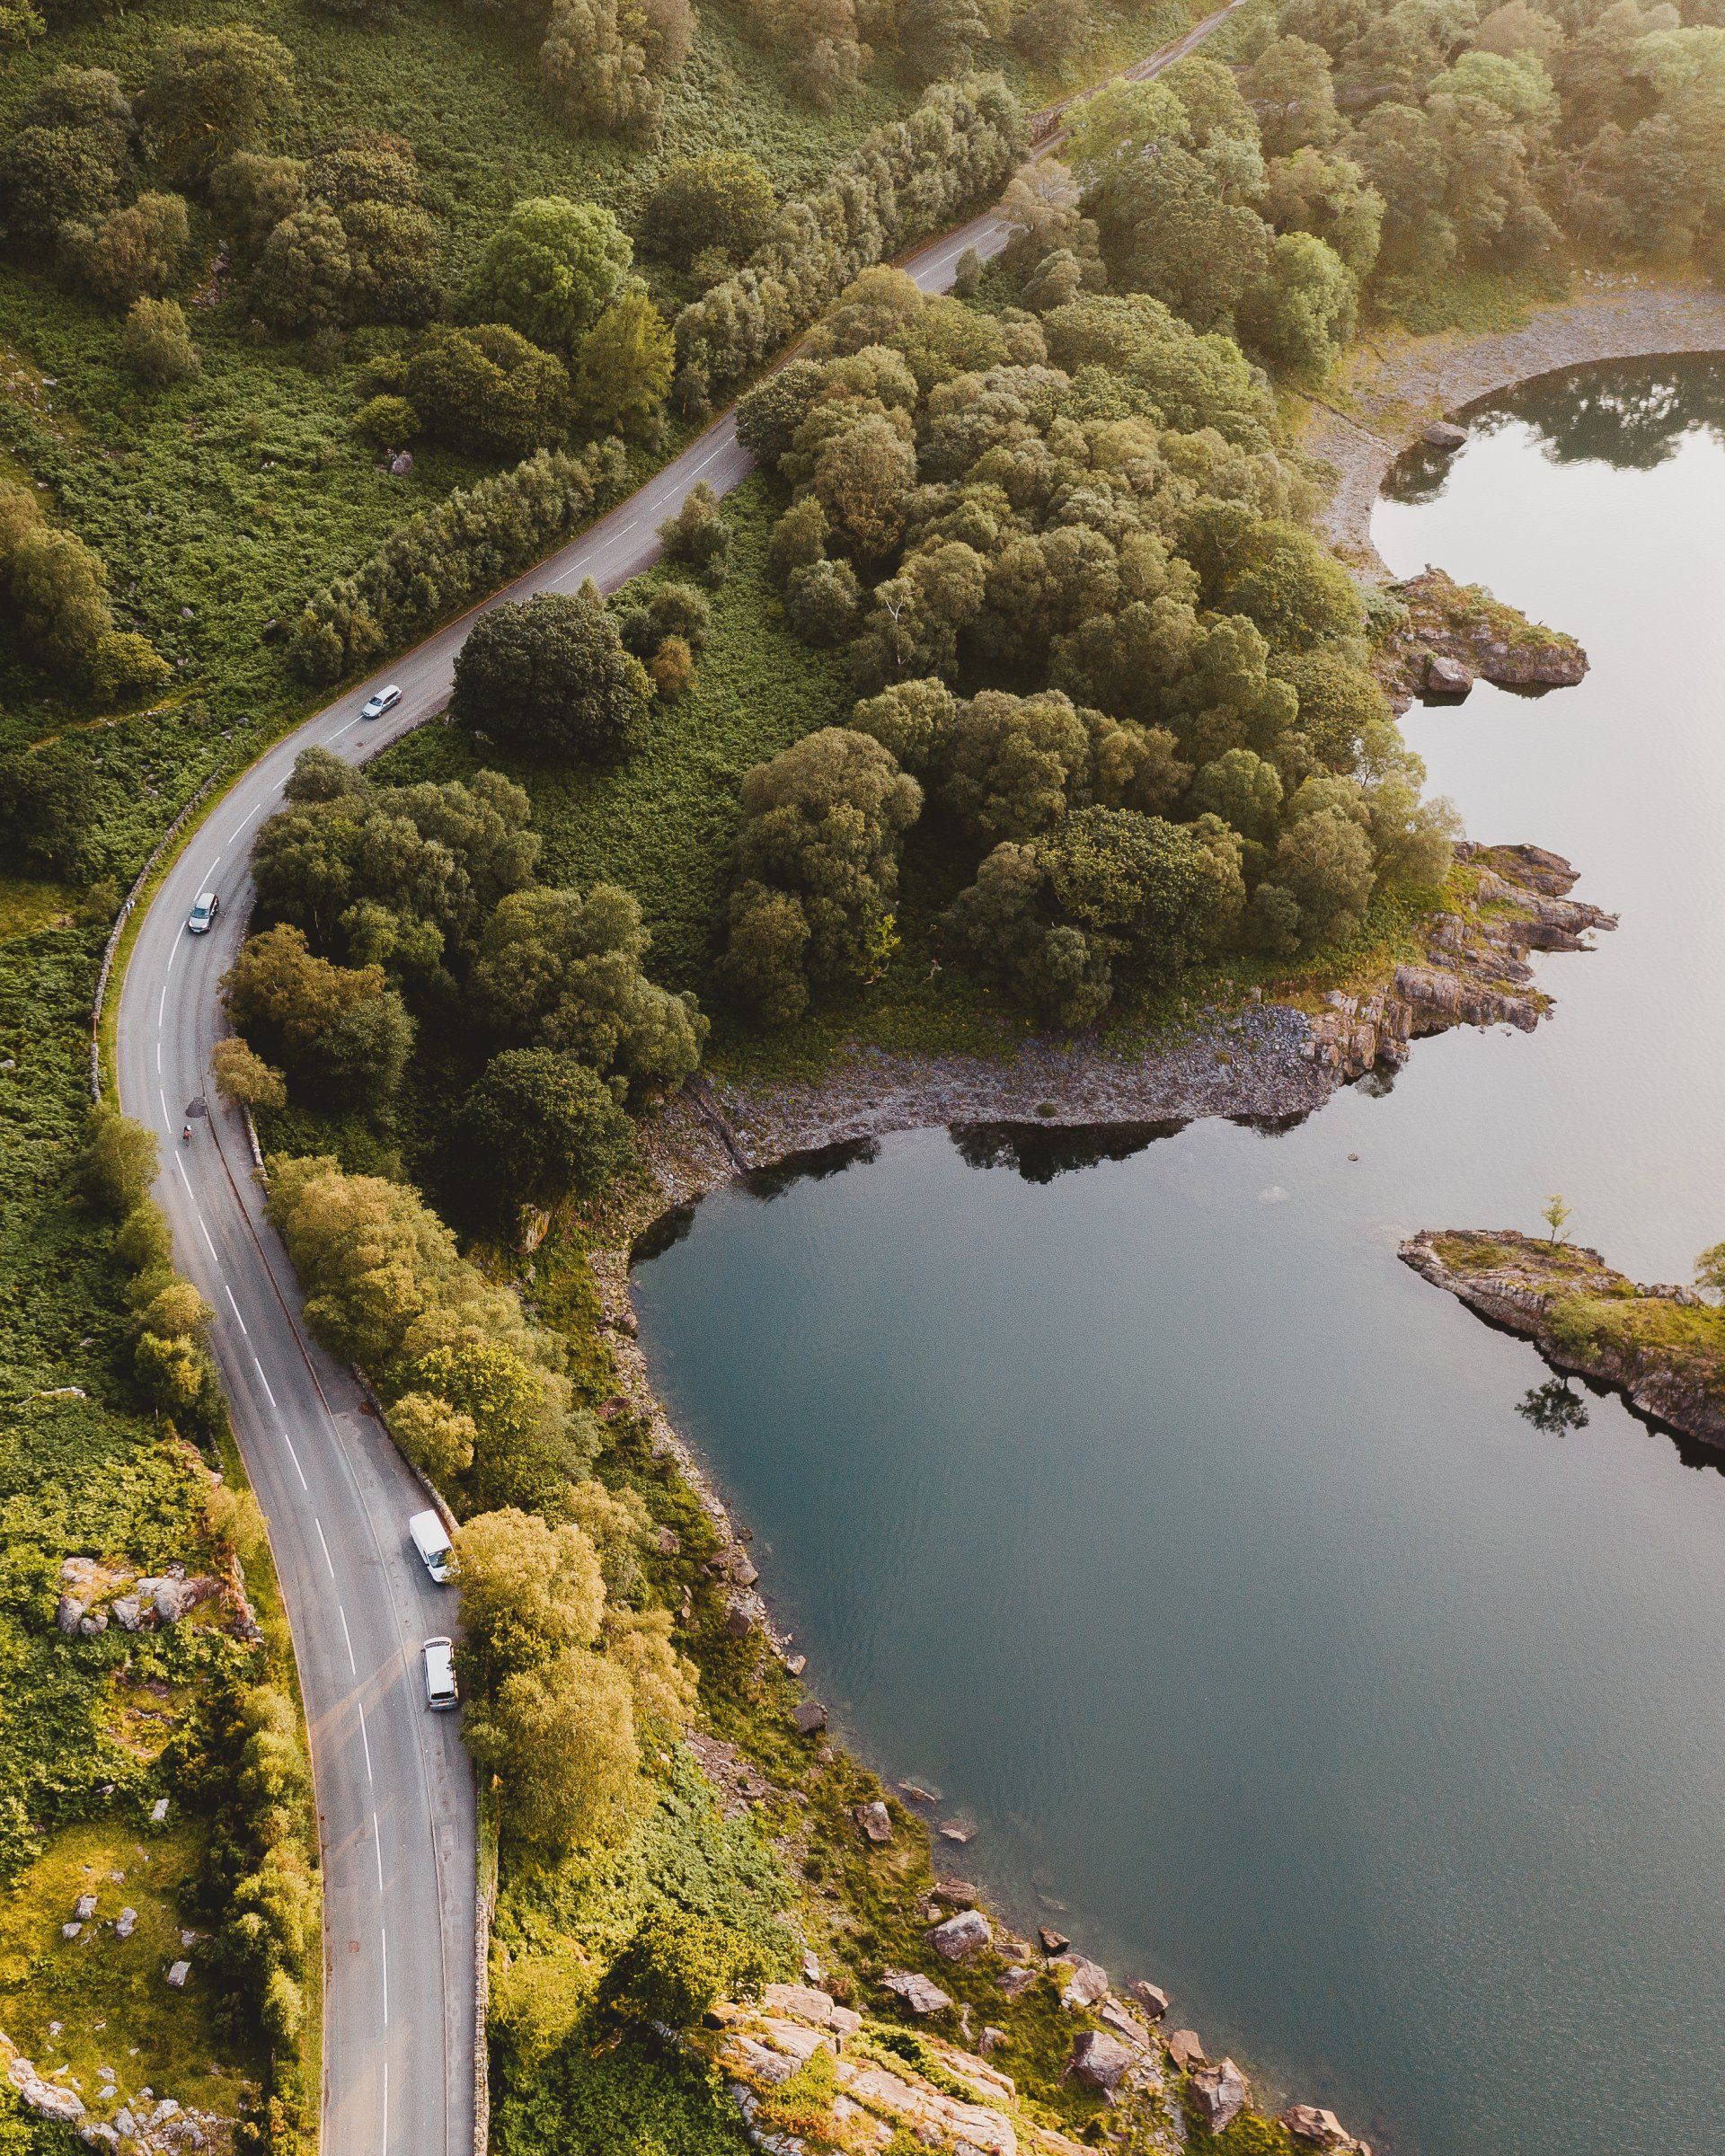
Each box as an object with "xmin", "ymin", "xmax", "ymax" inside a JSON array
[
  {"xmin": 224, "ymin": 1286, "xmax": 248, "ymax": 1336},
  {"xmin": 281, "ymin": 1428, "xmax": 309, "ymax": 1492},
  {"xmin": 358, "ymin": 1700, "xmax": 374, "ymax": 1785},
  {"xmin": 379, "ymin": 1926, "xmax": 389, "ymax": 2026},
  {"xmin": 373, "ymin": 1812, "xmax": 385, "ymax": 1891},
  {"xmin": 314, "ymin": 1515, "xmax": 337, "ymax": 1582},
  {"xmin": 252, "ymin": 1354, "xmax": 277, "ymax": 1409},
  {"xmin": 339, "ymin": 1604, "xmax": 358, "ymax": 1676}
]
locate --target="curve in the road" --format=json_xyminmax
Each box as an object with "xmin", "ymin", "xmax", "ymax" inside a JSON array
[{"xmin": 111, "ymin": 13, "xmax": 1240, "ymax": 2152}]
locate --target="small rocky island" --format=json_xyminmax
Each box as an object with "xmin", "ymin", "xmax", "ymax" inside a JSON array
[
  {"xmin": 1401, "ymin": 1231, "xmax": 1725, "ymax": 1448},
  {"xmin": 1376, "ymin": 567, "xmax": 1588, "ymax": 710}
]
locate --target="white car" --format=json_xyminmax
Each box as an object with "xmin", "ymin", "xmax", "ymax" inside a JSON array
[
  {"xmin": 360, "ymin": 684, "xmax": 402, "ymax": 720},
  {"xmin": 422, "ymin": 1637, "xmax": 459, "ymax": 1711},
  {"xmin": 186, "ymin": 891, "xmax": 220, "ymax": 935}
]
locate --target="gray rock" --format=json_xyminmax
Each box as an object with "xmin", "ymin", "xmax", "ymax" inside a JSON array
[
  {"xmin": 926, "ymin": 1909, "xmax": 991, "ymax": 1961},
  {"xmin": 1058, "ymin": 1955, "xmax": 1110, "ymax": 2010},
  {"xmin": 1190, "ymin": 2057, "xmax": 1250, "ymax": 2133},
  {"xmin": 1424, "ymin": 651, "xmax": 1473, "ymax": 697},
  {"xmin": 1166, "ymin": 2028, "xmax": 1207, "ymax": 2072},
  {"xmin": 111, "ymin": 1596, "xmax": 143, "ymax": 1633},
  {"xmin": 78, "ymin": 1611, "xmax": 109, "ymax": 1637},
  {"xmin": 997, "ymin": 1967, "xmax": 1037, "ymax": 1999},
  {"xmin": 880, "ymin": 1968, "xmax": 952, "ymax": 2016},
  {"xmin": 55, "ymin": 1596, "xmax": 86, "ymax": 1635},
  {"xmin": 165, "ymin": 1959, "xmax": 190, "ymax": 1989},
  {"xmin": 150, "ymin": 1798, "xmax": 170, "ymax": 1824},
  {"xmin": 1098, "ymin": 2001, "xmax": 1151, "ymax": 2051},
  {"xmin": 855, "ymin": 1799, "xmax": 893, "ymax": 1844},
  {"xmin": 791, "ymin": 1701, "xmax": 827, "ymax": 1736},
  {"xmin": 898, "ymin": 1779, "xmax": 942, "ymax": 1804},
  {"xmin": 1422, "ymin": 420, "xmax": 1468, "ymax": 450},
  {"xmin": 936, "ymin": 1818, "xmax": 976, "ymax": 1844},
  {"xmin": 75, "ymin": 1894, "xmax": 98, "ymax": 1922},
  {"xmin": 1038, "ymin": 1926, "xmax": 1070, "ymax": 1955},
  {"xmin": 1128, "ymin": 1979, "xmax": 1170, "ymax": 2019},
  {"xmin": 978, "ymin": 2027, "xmax": 1008, "ymax": 2055},
  {"xmin": 115, "ymin": 1909, "xmax": 137, "ymax": 1940},
  {"xmin": 61, "ymin": 1922, "xmax": 83, "ymax": 1940},
  {"xmin": 1069, "ymin": 2029, "xmax": 1135, "ymax": 2094},
  {"xmin": 1282, "ymin": 2102, "xmax": 1374, "ymax": 2151},
  {"xmin": 116, "ymin": 2108, "xmax": 138, "ymax": 2137}
]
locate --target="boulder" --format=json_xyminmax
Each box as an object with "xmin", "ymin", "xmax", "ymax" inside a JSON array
[
  {"xmin": 55, "ymin": 1596, "xmax": 85, "ymax": 1635},
  {"xmin": 111, "ymin": 1596, "xmax": 143, "ymax": 1633},
  {"xmin": 61, "ymin": 1922, "xmax": 82, "ymax": 1940},
  {"xmin": 2, "ymin": 2040, "xmax": 85, "ymax": 2126},
  {"xmin": 150, "ymin": 1798, "xmax": 170, "ymax": 1824},
  {"xmin": 1068, "ymin": 2029, "xmax": 1135, "ymax": 2094},
  {"xmin": 722, "ymin": 1594, "xmax": 757, "ymax": 1639},
  {"xmin": 1038, "ymin": 1926, "xmax": 1070, "ymax": 1955},
  {"xmin": 791, "ymin": 1701, "xmax": 827, "ymax": 1735},
  {"xmin": 1281, "ymin": 2102, "xmax": 1373, "ymax": 2152},
  {"xmin": 855, "ymin": 1799, "xmax": 893, "ymax": 1844},
  {"xmin": 165, "ymin": 1959, "xmax": 190, "ymax": 1989},
  {"xmin": 978, "ymin": 2026, "xmax": 1008, "ymax": 2055},
  {"xmin": 927, "ymin": 1909, "xmax": 991, "ymax": 1961},
  {"xmin": 1166, "ymin": 2028, "xmax": 1207, "ymax": 2072},
  {"xmin": 79, "ymin": 1611, "xmax": 109, "ymax": 1637},
  {"xmin": 116, "ymin": 1909, "xmax": 137, "ymax": 1940},
  {"xmin": 880, "ymin": 1968, "xmax": 951, "ymax": 2016},
  {"xmin": 1128, "ymin": 1980, "xmax": 1170, "ymax": 2019},
  {"xmin": 74, "ymin": 1894, "xmax": 97, "ymax": 1922},
  {"xmin": 1423, "ymin": 651, "xmax": 1473, "ymax": 697},
  {"xmin": 997, "ymin": 1967, "xmax": 1037, "ymax": 1999},
  {"xmin": 937, "ymin": 1818, "xmax": 977, "ymax": 1843},
  {"xmin": 898, "ymin": 1779, "xmax": 942, "ymax": 1804},
  {"xmin": 1097, "ymin": 2001, "xmax": 1151, "ymax": 2052},
  {"xmin": 932, "ymin": 1877, "xmax": 979, "ymax": 1906},
  {"xmin": 1190, "ymin": 2057, "xmax": 1250, "ymax": 2134},
  {"xmin": 1422, "ymin": 420, "xmax": 1468, "ymax": 450},
  {"xmin": 1058, "ymin": 1955, "xmax": 1109, "ymax": 2010}
]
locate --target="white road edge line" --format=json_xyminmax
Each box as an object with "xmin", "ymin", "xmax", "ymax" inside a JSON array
[
  {"xmin": 314, "ymin": 1515, "xmax": 337, "ymax": 1582},
  {"xmin": 373, "ymin": 1812, "xmax": 385, "ymax": 1891},
  {"xmin": 224, "ymin": 1285, "xmax": 248, "ymax": 1336},
  {"xmin": 382, "ymin": 2060, "xmax": 388, "ymax": 2148},
  {"xmin": 340, "ymin": 1604, "xmax": 358, "ymax": 1675},
  {"xmin": 358, "ymin": 1700, "xmax": 374, "ymax": 1784}
]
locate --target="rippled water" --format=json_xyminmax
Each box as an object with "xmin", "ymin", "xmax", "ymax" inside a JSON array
[{"xmin": 632, "ymin": 361, "xmax": 1725, "ymax": 2156}]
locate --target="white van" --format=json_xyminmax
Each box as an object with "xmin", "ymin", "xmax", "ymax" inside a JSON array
[
  {"xmin": 409, "ymin": 1510, "xmax": 456, "ymax": 1584},
  {"xmin": 422, "ymin": 1637, "xmax": 458, "ymax": 1711}
]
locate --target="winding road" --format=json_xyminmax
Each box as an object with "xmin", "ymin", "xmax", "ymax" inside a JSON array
[{"xmin": 111, "ymin": 10, "xmax": 1239, "ymax": 2150}]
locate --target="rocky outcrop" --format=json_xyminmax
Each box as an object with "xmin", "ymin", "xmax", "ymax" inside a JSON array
[
  {"xmin": 1376, "ymin": 568, "xmax": 1587, "ymax": 712},
  {"xmin": 1189, "ymin": 2057, "xmax": 1251, "ymax": 2133},
  {"xmin": 1401, "ymin": 1229, "xmax": 1725, "ymax": 1447},
  {"xmin": 1283, "ymin": 2102, "xmax": 1376, "ymax": 2153},
  {"xmin": 56, "ymin": 1556, "xmax": 236, "ymax": 1639},
  {"xmin": 0, "ymin": 2030, "xmax": 228, "ymax": 2153},
  {"xmin": 1301, "ymin": 844, "xmax": 1614, "ymax": 1082}
]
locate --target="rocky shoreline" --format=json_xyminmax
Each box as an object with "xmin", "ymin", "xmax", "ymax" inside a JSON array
[
  {"xmin": 610, "ymin": 840, "xmax": 1614, "ymax": 1229},
  {"xmin": 1301, "ymin": 275, "xmax": 1725, "ymax": 577},
  {"xmin": 1400, "ymin": 1230, "xmax": 1725, "ymax": 1449}
]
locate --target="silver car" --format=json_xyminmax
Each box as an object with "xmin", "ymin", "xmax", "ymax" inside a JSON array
[
  {"xmin": 187, "ymin": 891, "xmax": 220, "ymax": 934},
  {"xmin": 360, "ymin": 684, "xmax": 402, "ymax": 720}
]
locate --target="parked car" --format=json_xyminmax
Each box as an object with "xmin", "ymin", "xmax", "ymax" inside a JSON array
[
  {"xmin": 360, "ymin": 684, "xmax": 402, "ymax": 720},
  {"xmin": 187, "ymin": 891, "xmax": 220, "ymax": 935},
  {"xmin": 422, "ymin": 1637, "xmax": 458, "ymax": 1711},
  {"xmin": 409, "ymin": 1510, "xmax": 456, "ymax": 1584}
]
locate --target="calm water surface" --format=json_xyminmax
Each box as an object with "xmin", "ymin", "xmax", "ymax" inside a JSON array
[{"xmin": 632, "ymin": 363, "xmax": 1725, "ymax": 2156}]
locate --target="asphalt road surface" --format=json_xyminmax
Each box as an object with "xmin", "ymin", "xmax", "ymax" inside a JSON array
[{"xmin": 111, "ymin": 12, "xmax": 1239, "ymax": 2150}]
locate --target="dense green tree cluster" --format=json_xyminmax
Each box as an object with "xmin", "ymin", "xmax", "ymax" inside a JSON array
[
  {"xmin": 730, "ymin": 261, "xmax": 1458, "ymax": 1025},
  {"xmin": 452, "ymin": 588, "xmax": 655, "ymax": 760},
  {"xmin": 289, "ymin": 440, "xmax": 627, "ymax": 682},
  {"xmin": 237, "ymin": 755, "xmax": 702, "ymax": 1181},
  {"xmin": 0, "ymin": 481, "xmax": 170, "ymax": 703},
  {"xmin": 672, "ymin": 74, "xmax": 1026, "ymax": 407}
]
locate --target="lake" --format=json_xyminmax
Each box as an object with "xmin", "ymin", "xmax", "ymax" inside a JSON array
[{"xmin": 632, "ymin": 361, "xmax": 1725, "ymax": 2156}]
